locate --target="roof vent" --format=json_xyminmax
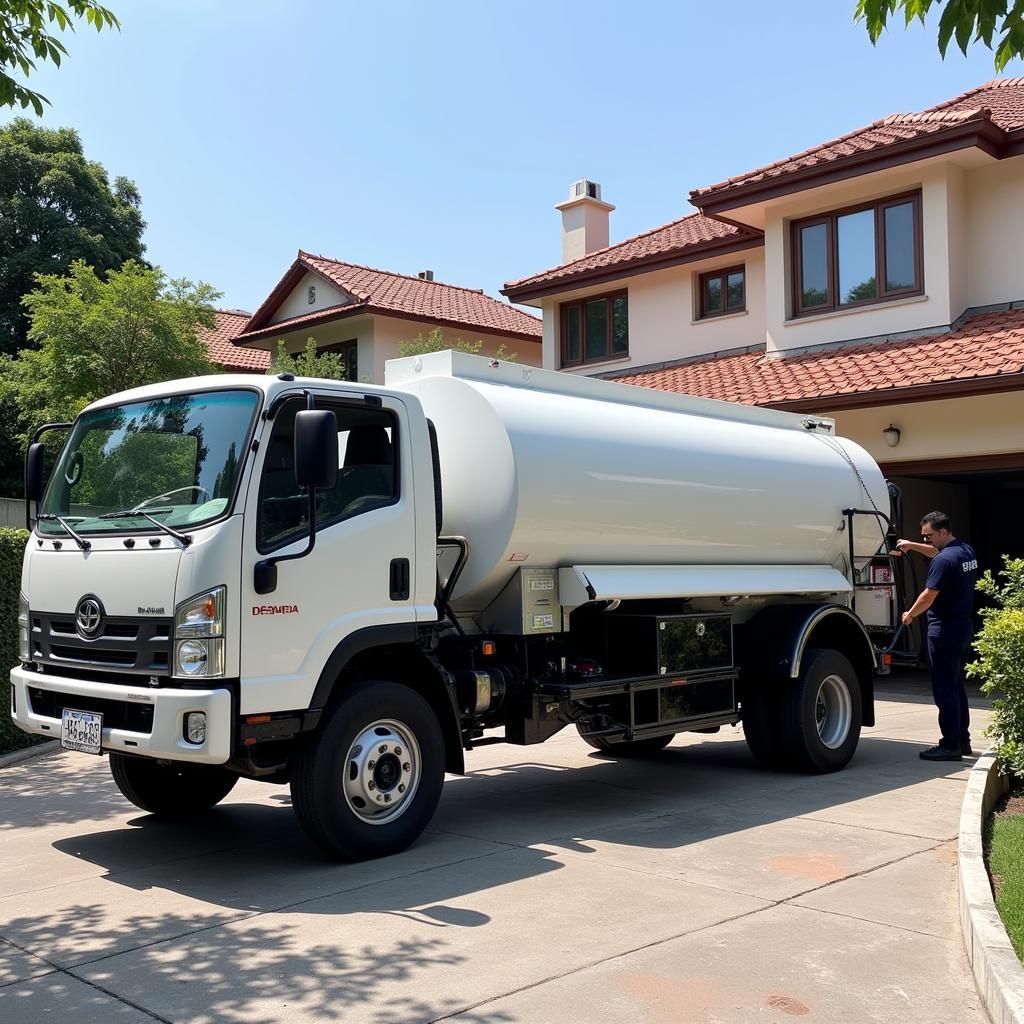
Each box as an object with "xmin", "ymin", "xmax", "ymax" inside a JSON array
[
  {"xmin": 571, "ymin": 179, "xmax": 601, "ymax": 201},
  {"xmin": 417, "ymin": 270, "xmax": 434, "ymax": 281}
]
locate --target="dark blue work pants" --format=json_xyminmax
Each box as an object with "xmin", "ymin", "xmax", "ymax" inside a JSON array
[{"xmin": 925, "ymin": 623, "xmax": 973, "ymax": 751}]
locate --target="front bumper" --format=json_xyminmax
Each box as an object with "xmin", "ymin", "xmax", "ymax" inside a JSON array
[{"xmin": 9, "ymin": 666, "xmax": 232, "ymax": 764}]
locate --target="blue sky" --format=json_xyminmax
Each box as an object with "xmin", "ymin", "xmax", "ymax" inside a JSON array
[{"xmin": 20, "ymin": 0, "xmax": 1024, "ymax": 314}]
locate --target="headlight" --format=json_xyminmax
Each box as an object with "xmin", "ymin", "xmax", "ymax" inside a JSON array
[
  {"xmin": 173, "ymin": 587, "xmax": 226, "ymax": 679},
  {"xmin": 18, "ymin": 593, "xmax": 29, "ymax": 662}
]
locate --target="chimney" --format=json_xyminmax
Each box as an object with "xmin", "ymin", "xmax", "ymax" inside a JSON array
[
  {"xmin": 555, "ymin": 179, "xmax": 615, "ymax": 264},
  {"xmin": 417, "ymin": 269, "xmax": 434, "ymax": 281}
]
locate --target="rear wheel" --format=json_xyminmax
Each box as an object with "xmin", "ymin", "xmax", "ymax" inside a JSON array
[
  {"xmin": 742, "ymin": 680, "xmax": 787, "ymax": 768},
  {"xmin": 577, "ymin": 727, "xmax": 674, "ymax": 756},
  {"xmin": 290, "ymin": 680, "xmax": 445, "ymax": 860},
  {"xmin": 779, "ymin": 648, "xmax": 862, "ymax": 772},
  {"xmin": 109, "ymin": 753, "xmax": 238, "ymax": 817}
]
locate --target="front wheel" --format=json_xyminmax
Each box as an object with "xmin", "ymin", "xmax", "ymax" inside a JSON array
[
  {"xmin": 109, "ymin": 753, "xmax": 238, "ymax": 817},
  {"xmin": 290, "ymin": 680, "xmax": 445, "ymax": 860}
]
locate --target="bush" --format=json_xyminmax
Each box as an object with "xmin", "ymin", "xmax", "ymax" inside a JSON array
[
  {"xmin": 0, "ymin": 527, "xmax": 32, "ymax": 754},
  {"xmin": 968, "ymin": 556, "xmax": 1024, "ymax": 780}
]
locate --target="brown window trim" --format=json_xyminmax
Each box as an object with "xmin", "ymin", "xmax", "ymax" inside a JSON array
[
  {"xmin": 698, "ymin": 265, "xmax": 746, "ymax": 320},
  {"xmin": 559, "ymin": 289, "xmax": 628, "ymax": 368},
  {"xmin": 791, "ymin": 190, "xmax": 923, "ymax": 319}
]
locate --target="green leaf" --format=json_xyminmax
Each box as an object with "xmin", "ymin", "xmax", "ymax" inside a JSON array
[{"xmin": 936, "ymin": 0, "xmax": 962, "ymax": 54}]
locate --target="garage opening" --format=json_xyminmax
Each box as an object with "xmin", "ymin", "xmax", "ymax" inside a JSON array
[{"xmin": 882, "ymin": 453, "xmax": 1023, "ymax": 663}]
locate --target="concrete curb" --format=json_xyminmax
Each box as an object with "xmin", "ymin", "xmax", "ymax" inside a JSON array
[
  {"xmin": 0, "ymin": 739, "xmax": 60, "ymax": 769},
  {"xmin": 959, "ymin": 750, "xmax": 1024, "ymax": 1024}
]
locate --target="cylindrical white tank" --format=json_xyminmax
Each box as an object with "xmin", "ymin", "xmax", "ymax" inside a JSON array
[{"xmin": 392, "ymin": 355, "xmax": 889, "ymax": 612}]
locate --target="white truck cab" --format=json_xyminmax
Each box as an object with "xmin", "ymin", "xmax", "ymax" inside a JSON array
[{"xmin": 11, "ymin": 353, "xmax": 904, "ymax": 859}]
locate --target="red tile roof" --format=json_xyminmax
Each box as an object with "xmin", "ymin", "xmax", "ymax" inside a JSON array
[
  {"xmin": 611, "ymin": 308, "xmax": 1024, "ymax": 409},
  {"xmin": 236, "ymin": 252, "xmax": 541, "ymax": 345},
  {"xmin": 502, "ymin": 213, "xmax": 761, "ymax": 300},
  {"xmin": 691, "ymin": 78, "xmax": 1024, "ymax": 206},
  {"xmin": 201, "ymin": 309, "xmax": 269, "ymax": 372}
]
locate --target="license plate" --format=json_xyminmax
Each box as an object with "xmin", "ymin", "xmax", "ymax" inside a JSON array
[{"xmin": 61, "ymin": 709, "xmax": 103, "ymax": 755}]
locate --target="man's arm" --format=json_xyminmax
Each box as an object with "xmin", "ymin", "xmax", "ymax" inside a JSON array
[
  {"xmin": 901, "ymin": 588, "xmax": 939, "ymax": 626},
  {"xmin": 894, "ymin": 539, "xmax": 938, "ymax": 558}
]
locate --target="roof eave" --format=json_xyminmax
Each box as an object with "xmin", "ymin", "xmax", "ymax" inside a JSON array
[
  {"xmin": 502, "ymin": 233, "xmax": 764, "ymax": 303},
  {"xmin": 234, "ymin": 302, "xmax": 541, "ymax": 347},
  {"xmin": 766, "ymin": 369, "xmax": 1024, "ymax": 413},
  {"xmin": 689, "ymin": 121, "xmax": 1008, "ymax": 216}
]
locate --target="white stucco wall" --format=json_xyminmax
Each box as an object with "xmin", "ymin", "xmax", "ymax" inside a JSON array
[
  {"xmin": 368, "ymin": 317, "xmax": 541, "ymax": 383},
  {"xmin": 827, "ymin": 390, "xmax": 1024, "ymax": 467},
  {"xmin": 255, "ymin": 316, "xmax": 375, "ymax": 381},
  {"xmin": 965, "ymin": 155, "xmax": 1024, "ymax": 308},
  {"xmin": 538, "ymin": 247, "xmax": 765, "ymax": 374},
  {"xmin": 763, "ymin": 161, "xmax": 968, "ymax": 354},
  {"xmin": 271, "ymin": 271, "xmax": 351, "ymax": 324}
]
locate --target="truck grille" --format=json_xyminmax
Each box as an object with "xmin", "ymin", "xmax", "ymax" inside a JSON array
[
  {"xmin": 27, "ymin": 686, "xmax": 155, "ymax": 733},
  {"xmin": 30, "ymin": 611, "xmax": 172, "ymax": 676}
]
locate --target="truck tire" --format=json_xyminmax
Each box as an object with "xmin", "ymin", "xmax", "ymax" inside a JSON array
[
  {"xmin": 741, "ymin": 682, "xmax": 787, "ymax": 768},
  {"xmin": 577, "ymin": 728, "xmax": 673, "ymax": 756},
  {"xmin": 290, "ymin": 680, "xmax": 445, "ymax": 860},
  {"xmin": 109, "ymin": 753, "xmax": 238, "ymax": 817},
  {"xmin": 778, "ymin": 648, "xmax": 862, "ymax": 772}
]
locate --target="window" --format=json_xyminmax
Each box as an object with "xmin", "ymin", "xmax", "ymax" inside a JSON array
[
  {"xmin": 791, "ymin": 191, "xmax": 922, "ymax": 317},
  {"xmin": 560, "ymin": 291, "xmax": 628, "ymax": 367},
  {"xmin": 698, "ymin": 266, "xmax": 745, "ymax": 319},
  {"xmin": 320, "ymin": 339, "xmax": 358, "ymax": 381},
  {"xmin": 257, "ymin": 397, "xmax": 397, "ymax": 552}
]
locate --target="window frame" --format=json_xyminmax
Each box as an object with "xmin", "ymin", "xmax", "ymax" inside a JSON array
[
  {"xmin": 559, "ymin": 289, "xmax": 629, "ymax": 368},
  {"xmin": 791, "ymin": 190, "xmax": 923, "ymax": 318},
  {"xmin": 698, "ymin": 265, "xmax": 746, "ymax": 320},
  {"xmin": 256, "ymin": 394, "xmax": 400, "ymax": 555}
]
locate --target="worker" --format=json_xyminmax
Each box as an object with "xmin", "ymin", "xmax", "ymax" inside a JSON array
[{"xmin": 896, "ymin": 511, "xmax": 979, "ymax": 761}]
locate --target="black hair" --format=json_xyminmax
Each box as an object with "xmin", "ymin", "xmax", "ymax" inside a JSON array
[{"xmin": 920, "ymin": 510, "xmax": 952, "ymax": 533}]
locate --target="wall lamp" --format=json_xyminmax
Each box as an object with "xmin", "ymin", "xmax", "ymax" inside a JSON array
[{"xmin": 883, "ymin": 424, "xmax": 901, "ymax": 448}]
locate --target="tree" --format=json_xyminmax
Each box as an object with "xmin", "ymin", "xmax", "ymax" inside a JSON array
[
  {"xmin": 0, "ymin": 259, "xmax": 219, "ymax": 438},
  {"xmin": 269, "ymin": 338, "xmax": 350, "ymax": 380},
  {"xmin": 855, "ymin": 0, "xmax": 1024, "ymax": 71},
  {"xmin": 0, "ymin": 1, "xmax": 119, "ymax": 115},
  {"xmin": 399, "ymin": 326, "xmax": 518, "ymax": 362},
  {"xmin": 0, "ymin": 118, "xmax": 145, "ymax": 352}
]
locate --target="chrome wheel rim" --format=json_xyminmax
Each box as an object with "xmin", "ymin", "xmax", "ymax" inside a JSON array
[
  {"xmin": 343, "ymin": 719, "xmax": 420, "ymax": 825},
  {"xmin": 815, "ymin": 674, "xmax": 852, "ymax": 749}
]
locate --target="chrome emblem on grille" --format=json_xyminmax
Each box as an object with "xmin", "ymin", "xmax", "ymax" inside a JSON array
[{"xmin": 75, "ymin": 595, "xmax": 104, "ymax": 639}]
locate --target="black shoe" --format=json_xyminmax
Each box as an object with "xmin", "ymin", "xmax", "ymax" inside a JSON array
[
  {"xmin": 919, "ymin": 744, "xmax": 962, "ymax": 762},
  {"xmin": 962, "ymin": 741, "xmax": 974, "ymax": 757}
]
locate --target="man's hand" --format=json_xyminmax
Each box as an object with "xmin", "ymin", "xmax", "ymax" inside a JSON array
[{"xmin": 901, "ymin": 611, "xmax": 914, "ymax": 626}]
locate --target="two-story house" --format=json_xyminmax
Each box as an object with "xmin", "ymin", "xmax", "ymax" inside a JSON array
[
  {"xmin": 503, "ymin": 77, "xmax": 1024, "ymax": 579},
  {"xmin": 224, "ymin": 250, "xmax": 541, "ymax": 380}
]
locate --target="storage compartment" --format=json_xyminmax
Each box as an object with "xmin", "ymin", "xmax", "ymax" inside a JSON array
[{"xmin": 597, "ymin": 612, "xmax": 733, "ymax": 678}]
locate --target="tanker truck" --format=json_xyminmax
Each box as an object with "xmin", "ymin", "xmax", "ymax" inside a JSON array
[{"xmin": 9, "ymin": 350, "xmax": 900, "ymax": 860}]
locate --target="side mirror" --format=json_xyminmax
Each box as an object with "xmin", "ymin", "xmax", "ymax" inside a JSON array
[
  {"xmin": 26, "ymin": 443, "xmax": 45, "ymax": 503},
  {"xmin": 294, "ymin": 410, "xmax": 338, "ymax": 490}
]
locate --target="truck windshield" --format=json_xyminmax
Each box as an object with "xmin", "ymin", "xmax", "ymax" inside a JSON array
[{"xmin": 37, "ymin": 389, "xmax": 260, "ymax": 535}]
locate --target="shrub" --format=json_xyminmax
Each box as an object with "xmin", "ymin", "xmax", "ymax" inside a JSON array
[
  {"xmin": 968, "ymin": 556, "xmax": 1024, "ymax": 780},
  {"xmin": 0, "ymin": 527, "xmax": 31, "ymax": 753}
]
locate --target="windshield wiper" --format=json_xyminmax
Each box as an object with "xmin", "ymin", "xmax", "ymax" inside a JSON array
[
  {"xmin": 36, "ymin": 513, "xmax": 91, "ymax": 551},
  {"xmin": 98, "ymin": 508, "xmax": 193, "ymax": 546}
]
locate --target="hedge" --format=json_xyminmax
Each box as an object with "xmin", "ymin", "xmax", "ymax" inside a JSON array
[{"xmin": 0, "ymin": 527, "xmax": 32, "ymax": 754}]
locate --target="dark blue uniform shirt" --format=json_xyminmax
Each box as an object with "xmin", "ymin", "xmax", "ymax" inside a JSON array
[{"xmin": 925, "ymin": 538, "xmax": 979, "ymax": 630}]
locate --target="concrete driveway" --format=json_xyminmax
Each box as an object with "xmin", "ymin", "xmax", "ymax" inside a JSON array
[{"xmin": 0, "ymin": 674, "xmax": 992, "ymax": 1023}]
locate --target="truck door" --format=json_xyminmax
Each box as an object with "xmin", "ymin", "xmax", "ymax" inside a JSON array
[{"xmin": 238, "ymin": 391, "xmax": 417, "ymax": 714}]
